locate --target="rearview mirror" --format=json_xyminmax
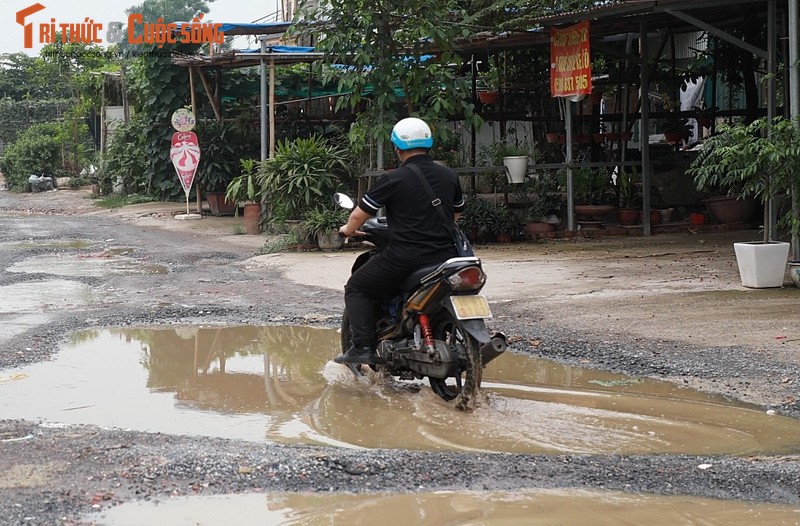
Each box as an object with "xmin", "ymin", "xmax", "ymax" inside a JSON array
[{"xmin": 334, "ymin": 193, "xmax": 355, "ymax": 209}]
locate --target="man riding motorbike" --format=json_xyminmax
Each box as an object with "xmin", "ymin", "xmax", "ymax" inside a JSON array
[{"xmin": 333, "ymin": 117, "xmax": 466, "ymax": 365}]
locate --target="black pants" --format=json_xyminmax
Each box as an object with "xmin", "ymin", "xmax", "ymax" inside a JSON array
[
  {"xmin": 344, "ymin": 250, "xmax": 414, "ymax": 350},
  {"xmin": 345, "ymin": 246, "xmax": 458, "ymax": 350}
]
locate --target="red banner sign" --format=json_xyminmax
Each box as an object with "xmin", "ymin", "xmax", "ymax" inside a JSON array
[
  {"xmin": 550, "ymin": 21, "xmax": 592, "ymax": 98},
  {"xmin": 170, "ymin": 131, "xmax": 200, "ymax": 194}
]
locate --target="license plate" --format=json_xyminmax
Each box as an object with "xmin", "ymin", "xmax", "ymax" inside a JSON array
[{"xmin": 450, "ymin": 295, "xmax": 492, "ymax": 320}]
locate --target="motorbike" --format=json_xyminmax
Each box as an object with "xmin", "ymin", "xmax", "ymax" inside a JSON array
[{"xmin": 334, "ymin": 193, "xmax": 507, "ymax": 406}]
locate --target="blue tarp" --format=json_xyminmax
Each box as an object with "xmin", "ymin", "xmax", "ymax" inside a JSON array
[
  {"xmin": 216, "ymin": 22, "xmax": 289, "ymax": 33},
  {"xmin": 239, "ymin": 45, "xmax": 317, "ymax": 53}
]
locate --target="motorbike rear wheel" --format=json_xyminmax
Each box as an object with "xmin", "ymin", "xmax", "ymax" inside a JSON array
[{"xmin": 429, "ymin": 318, "xmax": 482, "ymax": 402}]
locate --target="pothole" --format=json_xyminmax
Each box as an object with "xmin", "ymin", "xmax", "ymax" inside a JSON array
[
  {"xmin": 0, "ymin": 279, "xmax": 97, "ymax": 313},
  {"xmin": 2, "ymin": 325, "xmax": 800, "ymax": 455},
  {"xmin": 86, "ymin": 489, "xmax": 800, "ymax": 526},
  {"xmin": 7, "ymin": 251, "xmax": 167, "ymax": 277}
]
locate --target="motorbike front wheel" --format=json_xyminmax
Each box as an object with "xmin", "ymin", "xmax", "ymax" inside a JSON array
[{"xmin": 429, "ymin": 318, "xmax": 482, "ymax": 402}]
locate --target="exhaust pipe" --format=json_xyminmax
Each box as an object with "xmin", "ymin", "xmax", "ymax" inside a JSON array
[{"xmin": 480, "ymin": 332, "xmax": 507, "ymax": 366}]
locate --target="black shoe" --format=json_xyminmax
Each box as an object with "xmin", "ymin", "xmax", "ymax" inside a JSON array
[{"xmin": 334, "ymin": 346, "xmax": 383, "ymax": 365}]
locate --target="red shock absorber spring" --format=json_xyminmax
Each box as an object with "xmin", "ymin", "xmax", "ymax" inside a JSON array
[{"xmin": 418, "ymin": 313, "xmax": 434, "ymax": 349}]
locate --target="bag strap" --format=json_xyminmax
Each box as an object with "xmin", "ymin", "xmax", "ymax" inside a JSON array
[
  {"xmin": 406, "ymin": 163, "xmax": 452, "ymax": 226},
  {"xmin": 407, "ymin": 162, "xmax": 474, "ymax": 257}
]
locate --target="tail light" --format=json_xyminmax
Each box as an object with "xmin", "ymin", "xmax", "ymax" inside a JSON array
[{"xmin": 446, "ymin": 265, "xmax": 486, "ymax": 291}]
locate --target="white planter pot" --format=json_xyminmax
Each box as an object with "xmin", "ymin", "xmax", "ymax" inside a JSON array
[
  {"xmin": 503, "ymin": 156, "xmax": 529, "ymax": 184},
  {"xmin": 733, "ymin": 241, "xmax": 790, "ymax": 288},
  {"xmin": 788, "ymin": 261, "xmax": 800, "ymax": 288}
]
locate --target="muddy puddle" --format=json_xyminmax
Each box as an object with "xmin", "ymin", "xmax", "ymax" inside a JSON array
[
  {"xmin": 0, "ymin": 279, "xmax": 96, "ymax": 313},
  {"xmin": 0, "ymin": 279, "xmax": 98, "ymax": 344},
  {"xmin": 7, "ymin": 249, "xmax": 167, "ymax": 277},
  {"xmin": 88, "ymin": 489, "xmax": 800, "ymax": 526},
  {"xmin": 2, "ymin": 325, "xmax": 800, "ymax": 456}
]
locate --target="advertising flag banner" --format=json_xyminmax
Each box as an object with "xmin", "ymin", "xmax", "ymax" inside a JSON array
[
  {"xmin": 170, "ymin": 131, "xmax": 200, "ymax": 194},
  {"xmin": 550, "ymin": 21, "xmax": 592, "ymax": 98}
]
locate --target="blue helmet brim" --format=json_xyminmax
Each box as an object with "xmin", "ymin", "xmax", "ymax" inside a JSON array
[{"xmin": 391, "ymin": 130, "xmax": 433, "ymax": 150}]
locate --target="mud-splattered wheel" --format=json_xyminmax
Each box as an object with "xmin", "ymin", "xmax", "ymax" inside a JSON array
[{"xmin": 429, "ymin": 318, "xmax": 482, "ymax": 404}]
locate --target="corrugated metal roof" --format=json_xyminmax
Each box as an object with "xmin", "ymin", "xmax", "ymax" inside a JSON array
[{"xmin": 457, "ymin": 0, "xmax": 775, "ymax": 53}]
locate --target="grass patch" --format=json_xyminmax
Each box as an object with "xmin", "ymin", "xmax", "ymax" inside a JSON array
[
  {"xmin": 94, "ymin": 194, "xmax": 159, "ymax": 209},
  {"xmin": 259, "ymin": 233, "xmax": 304, "ymax": 254}
]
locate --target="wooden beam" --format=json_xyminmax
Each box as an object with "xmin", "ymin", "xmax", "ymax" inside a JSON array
[{"xmin": 197, "ymin": 68, "xmax": 222, "ymax": 121}]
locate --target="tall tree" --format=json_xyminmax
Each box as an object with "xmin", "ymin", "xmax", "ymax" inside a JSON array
[{"xmin": 290, "ymin": 0, "xmax": 480, "ymax": 154}]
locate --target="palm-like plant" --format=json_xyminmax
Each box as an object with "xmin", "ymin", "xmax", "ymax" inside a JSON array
[
  {"xmin": 224, "ymin": 158, "xmax": 261, "ymax": 204},
  {"xmin": 259, "ymin": 136, "xmax": 355, "ymax": 220}
]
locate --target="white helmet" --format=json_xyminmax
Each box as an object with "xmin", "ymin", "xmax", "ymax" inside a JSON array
[{"xmin": 390, "ymin": 117, "xmax": 433, "ymax": 150}]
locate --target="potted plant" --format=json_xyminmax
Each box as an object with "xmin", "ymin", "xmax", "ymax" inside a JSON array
[
  {"xmin": 687, "ymin": 118, "xmax": 793, "ymax": 288},
  {"xmin": 511, "ymin": 174, "xmax": 562, "ymax": 236},
  {"xmin": 225, "ymin": 158, "xmax": 263, "ymax": 235},
  {"xmin": 476, "ymin": 67, "xmax": 501, "ymax": 105},
  {"xmin": 301, "ymin": 206, "xmax": 349, "ymax": 250},
  {"xmin": 457, "ymin": 197, "xmax": 497, "ymax": 243},
  {"xmin": 687, "ymin": 124, "xmax": 757, "ymax": 225},
  {"xmin": 196, "ymin": 120, "xmax": 258, "ymax": 216},
  {"xmin": 571, "ymin": 167, "xmax": 615, "ymax": 221},
  {"xmin": 490, "ymin": 202, "xmax": 523, "ymax": 242},
  {"xmin": 693, "ymin": 105, "xmax": 719, "ymax": 129},
  {"xmin": 478, "ymin": 138, "xmax": 537, "ymax": 184},
  {"xmin": 615, "ymin": 166, "xmax": 640, "ymax": 226},
  {"xmin": 662, "ymin": 115, "xmax": 694, "ymax": 145},
  {"xmin": 782, "ymin": 210, "xmax": 800, "ymax": 287},
  {"xmin": 259, "ymin": 135, "xmax": 354, "ymax": 228}
]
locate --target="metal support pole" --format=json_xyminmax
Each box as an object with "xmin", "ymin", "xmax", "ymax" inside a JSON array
[
  {"xmin": 790, "ymin": 0, "xmax": 800, "ymax": 261},
  {"xmin": 566, "ymin": 100, "xmax": 575, "ymax": 231},
  {"xmin": 768, "ymin": 0, "xmax": 777, "ymax": 241},
  {"xmin": 259, "ymin": 38, "xmax": 267, "ymax": 162},
  {"xmin": 640, "ymin": 21, "xmax": 651, "ymax": 236},
  {"xmin": 269, "ymin": 58, "xmax": 276, "ymax": 159}
]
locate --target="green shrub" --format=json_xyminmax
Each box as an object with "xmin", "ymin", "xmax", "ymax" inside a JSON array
[
  {"xmin": 0, "ymin": 123, "xmax": 63, "ymax": 191},
  {"xmin": 259, "ymin": 135, "xmax": 355, "ymax": 220},
  {"xmin": 100, "ymin": 117, "xmax": 147, "ymax": 194}
]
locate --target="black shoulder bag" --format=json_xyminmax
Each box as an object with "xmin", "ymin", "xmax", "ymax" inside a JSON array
[{"xmin": 407, "ymin": 163, "xmax": 474, "ymax": 257}]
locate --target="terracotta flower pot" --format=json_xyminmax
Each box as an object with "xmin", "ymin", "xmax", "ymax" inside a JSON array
[
  {"xmin": 638, "ymin": 209, "xmax": 660, "ymax": 225},
  {"xmin": 616, "ymin": 207, "xmax": 639, "ymax": 226},
  {"xmin": 575, "ymin": 204, "xmax": 615, "ymax": 220},
  {"xmin": 525, "ymin": 222, "xmax": 556, "ymax": 238},
  {"xmin": 664, "ymin": 131, "xmax": 685, "ymax": 144},
  {"xmin": 703, "ymin": 196, "xmax": 756, "ymax": 224},
  {"xmin": 689, "ymin": 212, "xmax": 705, "ymax": 225},
  {"xmin": 478, "ymin": 91, "xmax": 499, "ymax": 104},
  {"xmin": 243, "ymin": 202, "xmax": 262, "ymax": 235}
]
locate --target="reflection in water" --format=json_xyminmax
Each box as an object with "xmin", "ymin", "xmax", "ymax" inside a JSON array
[
  {"xmin": 89, "ymin": 490, "xmax": 800, "ymax": 526},
  {"xmin": 3, "ymin": 325, "xmax": 800, "ymax": 455},
  {"xmin": 136, "ymin": 326, "xmax": 339, "ymax": 414}
]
